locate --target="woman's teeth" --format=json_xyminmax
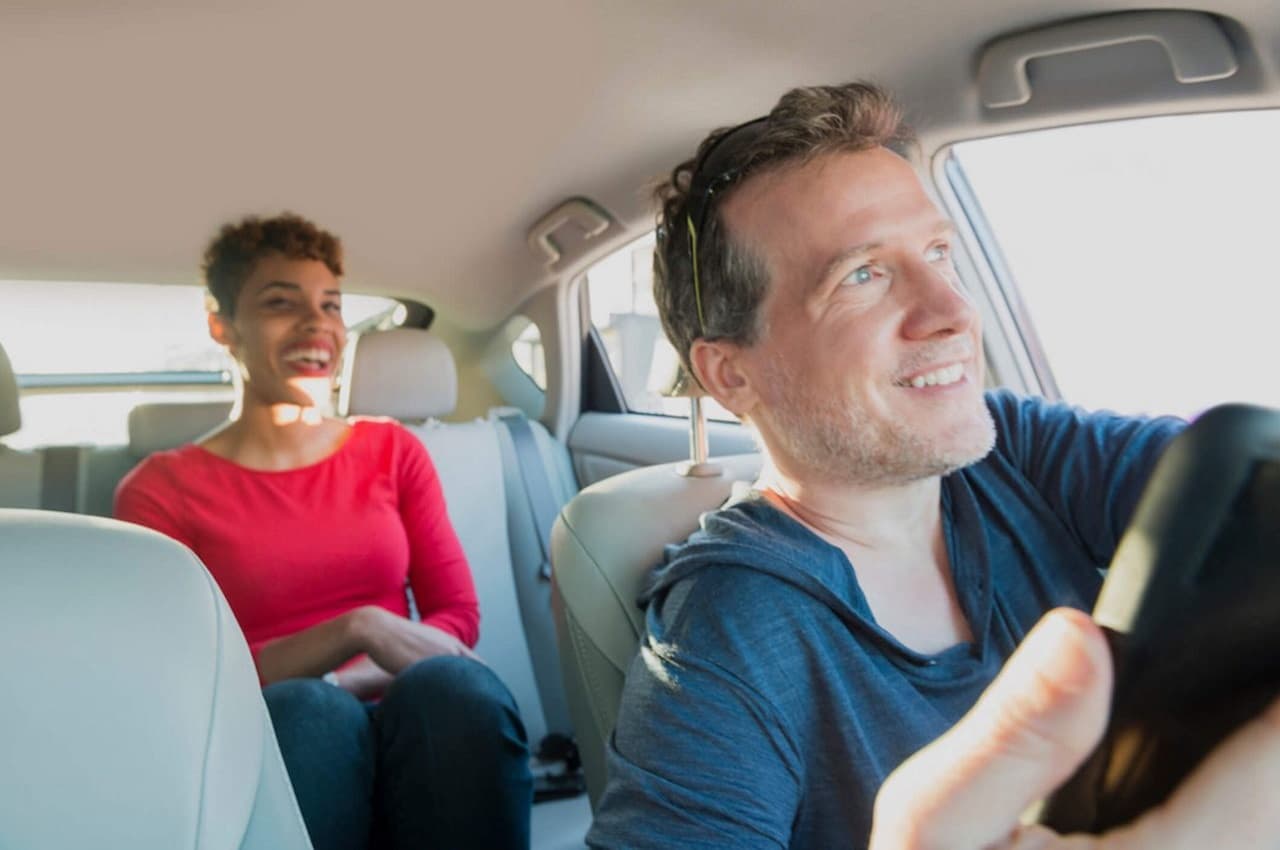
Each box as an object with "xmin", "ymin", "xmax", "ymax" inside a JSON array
[{"xmin": 283, "ymin": 348, "xmax": 331, "ymax": 366}]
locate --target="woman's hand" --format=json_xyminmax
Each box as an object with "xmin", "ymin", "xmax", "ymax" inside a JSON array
[
  {"xmin": 331, "ymin": 655, "xmax": 394, "ymax": 701},
  {"xmin": 350, "ymin": 605, "xmax": 482, "ymax": 675},
  {"xmin": 869, "ymin": 608, "xmax": 1280, "ymax": 850}
]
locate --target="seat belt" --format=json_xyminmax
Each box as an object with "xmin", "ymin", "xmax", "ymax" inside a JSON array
[
  {"xmin": 497, "ymin": 411, "xmax": 587, "ymax": 800},
  {"xmin": 39, "ymin": 446, "xmax": 81, "ymax": 512},
  {"xmin": 498, "ymin": 413, "xmax": 557, "ymax": 581}
]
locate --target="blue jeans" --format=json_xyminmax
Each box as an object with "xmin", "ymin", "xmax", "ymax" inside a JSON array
[{"xmin": 263, "ymin": 656, "xmax": 532, "ymax": 850}]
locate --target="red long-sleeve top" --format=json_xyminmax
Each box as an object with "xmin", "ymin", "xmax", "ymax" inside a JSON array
[{"xmin": 114, "ymin": 418, "xmax": 479, "ymax": 671}]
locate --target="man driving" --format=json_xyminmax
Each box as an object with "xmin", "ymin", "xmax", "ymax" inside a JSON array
[{"xmin": 586, "ymin": 81, "xmax": 1280, "ymax": 849}]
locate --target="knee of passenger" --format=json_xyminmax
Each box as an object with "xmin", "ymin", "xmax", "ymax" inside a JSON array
[
  {"xmin": 263, "ymin": 677, "xmax": 365, "ymax": 724},
  {"xmin": 384, "ymin": 657, "xmax": 524, "ymax": 736}
]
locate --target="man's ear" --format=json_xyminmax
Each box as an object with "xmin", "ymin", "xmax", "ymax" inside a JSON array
[
  {"xmin": 207, "ymin": 311, "xmax": 238, "ymax": 350},
  {"xmin": 689, "ymin": 338, "xmax": 759, "ymax": 417}
]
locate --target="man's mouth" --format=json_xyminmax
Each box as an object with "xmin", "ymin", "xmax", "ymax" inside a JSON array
[{"xmin": 896, "ymin": 362, "xmax": 965, "ymax": 388}]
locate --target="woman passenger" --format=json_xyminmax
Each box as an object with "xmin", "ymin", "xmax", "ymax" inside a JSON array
[{"xmin": 114, "ymin": 212, "xmax": 532, "ymax": 850}]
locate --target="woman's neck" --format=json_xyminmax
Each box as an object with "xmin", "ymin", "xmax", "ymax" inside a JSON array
[{"xmin": 201, "ymin": 394, "xmax": 350, "ymax": 471}]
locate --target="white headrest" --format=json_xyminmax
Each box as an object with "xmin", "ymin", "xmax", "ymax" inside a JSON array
[
  {"xmin": 128, "ymin": 400, "xmax": 233, "ymax": 456},
  {"xmin": 0, "ymin": 509, "xmax": 311, "ymax": 849},
  {"xmin": 341, "ymin": 329, "xmax": 457, "ymax": 421},
  {"xmin": 0, "ymin": 341, "xmax": 20, "ymax": 438}
]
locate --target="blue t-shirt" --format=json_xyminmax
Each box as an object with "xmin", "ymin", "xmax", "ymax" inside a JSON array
[{"xmin": 588, "ymin": 392, "xmax": 1185, "ymax": 849}]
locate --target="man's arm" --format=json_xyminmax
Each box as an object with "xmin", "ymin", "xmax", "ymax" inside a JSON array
[{"xmin": 987, "ymin": 390, "xmax": 1185, "ymax": 561}]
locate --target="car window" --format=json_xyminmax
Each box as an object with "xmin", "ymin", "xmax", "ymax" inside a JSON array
[
  {"xmin": 510, "ymin": 317, "xmax": 547, "ymax": 391},
  {"xmin": 948, "ymin": 110, "xmax": 1280, "ymax": 419},
  {"xmin": 1, "ymin": 280, "xmax": 398, "ymax": 448},
  {"xmin": 585, "ymin": 233, "xmax": 739, "ymax": 422}
]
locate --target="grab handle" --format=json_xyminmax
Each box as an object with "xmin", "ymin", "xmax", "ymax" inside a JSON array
[{"xmin": 978, "ymin": 11, "xmax": 1238, "ymax": 109}]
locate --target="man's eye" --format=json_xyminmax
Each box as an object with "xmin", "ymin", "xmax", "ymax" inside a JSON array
[
  {"xmin": 925, "ymin": 243, "xmax": 951, "ymax": 263},
  {"xmin": 324, "ymin": 302, "xmax": 342, "ymax": 314},
  {"xmin": 264, "ymin": 297, "xmax": 292, "ymax": 309},
  {"xmin": 843, "ymin": 264, "xmax": 884, "ymax": 286}
]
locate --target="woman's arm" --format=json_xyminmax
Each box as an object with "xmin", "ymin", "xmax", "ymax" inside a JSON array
[
  {"xmin": 395, "ymin": 429, "xmax": 482, "ymax": 646},
  {"xmin": 257, "ymin": 605, "xmax": 478, "ymax": 687},
  {"xmin": 255, "ymin": 607, "xmax": 371, "ymax": 685},
  {"xmin": 356, "ymin": 606, "xmax": 481, "ymax": 674}
]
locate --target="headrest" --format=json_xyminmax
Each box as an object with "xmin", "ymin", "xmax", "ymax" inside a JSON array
[
  {"xmin": 0, "ymin": 341, "xmax": 21, "ymax": 438},
  {"xmin": 340, "ymin": 328, "xmax": 457, "ymax": 421},
  {"xmin": 128, "ymin": 400, "xmax": 233, "ymax": 456},
  {"xmin": 0, "ymin": 509, "xmax": 310, "ymax": 848}
]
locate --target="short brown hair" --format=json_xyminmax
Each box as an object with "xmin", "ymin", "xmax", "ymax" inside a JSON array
[
  {"xmin": 202, "ymin": 212, "xmax": 344, "ymax": 316},
  {"xmin": 653, "ymin": 82, "xmax": 915, "ymax": 378}
]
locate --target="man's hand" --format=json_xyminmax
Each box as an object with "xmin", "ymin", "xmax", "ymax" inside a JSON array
[
  {"xmin": 870, "ymin": 607, "xmax": 1280, "ymax": 850},
  {"xmin": 351, "ymin": 605, "xmax": 482, "ymax": 675}
]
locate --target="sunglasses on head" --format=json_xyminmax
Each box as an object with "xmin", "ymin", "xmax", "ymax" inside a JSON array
[{"xmin": 683, "ymin": 116, "xmax": 768, "ymax": 335}]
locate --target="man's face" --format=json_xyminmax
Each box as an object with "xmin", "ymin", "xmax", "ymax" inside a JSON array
[{"xmin": 719, "ymin": 146, "xmax": 995, "ymax": 486}]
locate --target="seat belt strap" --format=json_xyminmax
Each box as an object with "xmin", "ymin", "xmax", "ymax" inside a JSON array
[
  {"xmin": 499, "ymin": 413, "xmax": 557, "ymax": 581},
  {"xmin": 39, "ymin": 446, "xmax": 81, "ymax": 512}
]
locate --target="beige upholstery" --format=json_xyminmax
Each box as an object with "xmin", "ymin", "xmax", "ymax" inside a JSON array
[
  {"xmin": 0, "ymin": 340, "xmax": 19, "ymax": 437},
  {"xmin": 127, "ymin": 400, "xmax": 233, "ymax": 456},
  {"xmin": 0, "ymin": 510, "xmax": 312, "ymax": 849},
  {"xmin": 340, "ymin": 328, "xmax": 457, "ymax": 421},
  {"xmin": 0, "ymin": 341, "xmax": 43, "ymax": 509},
  {"xmin": 550, "ymin": 452, "xmax": 762, "ymax": 806},
  {"xmin": 340, "ymin": 328, "xmax": 592, "ymax": 846}
]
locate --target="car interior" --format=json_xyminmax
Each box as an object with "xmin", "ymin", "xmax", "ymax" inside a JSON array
[{"xmin": 2, "ymin": 1, "xmax": 1279, "ymax": 847}]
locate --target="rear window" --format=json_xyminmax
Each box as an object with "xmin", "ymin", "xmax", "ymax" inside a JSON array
[
  {"xmin": 584, "ymin": 234, "xmax": 739, "ymax": 422},
  {"xmin": 1, "ymin": 281, "xmax": 398, "ymax": 448}
]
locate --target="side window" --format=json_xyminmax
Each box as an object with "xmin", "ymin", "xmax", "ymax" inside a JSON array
[
  {"xmin": 0, "ymin": 280, "xmax": 399, "ymax": 448},
  {"xmin": 584, "ymin": 233, "xmax": 738, "ymax": 422},
  {"xmin": 948, "ymin": 110, "xmax": 1280, "ymax": 418},
  {"xmin": 510, "ymin": 318, "xmax": 546, "ymax": 391}
]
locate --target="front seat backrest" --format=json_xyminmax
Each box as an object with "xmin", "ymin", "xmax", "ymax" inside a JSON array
[
  {"xmin": 0, "ymin": 509, "xmax": 312, "ymax": 850},
  {"xmin": 0, "ymin": 340, "xmax": 19, "ymax": 438},
  {"xmin": 0, "ymin": 341, "xmax": 44, "ymax": 509},
  {"xmin": 550, "ymin": 453, "xmax": 761, "ymax": 807}
]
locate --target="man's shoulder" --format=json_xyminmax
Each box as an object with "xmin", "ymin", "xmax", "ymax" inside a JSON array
[
  {"xmin": 642, "ymin": 499, "xmax": 861, "ymax": 671},
  {"xmin": 646, "ymin": 497, "xmax": 841, "ymax": 605}
]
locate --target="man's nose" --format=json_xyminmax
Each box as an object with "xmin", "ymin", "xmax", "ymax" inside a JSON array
[{"xmin": 900, "ymin": 259, "xmax": 976, "ymax": 340}]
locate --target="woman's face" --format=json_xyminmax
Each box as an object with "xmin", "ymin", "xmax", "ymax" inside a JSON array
[{"xmin": 210, "ymin": 254, "xmax": 346, "ymax": 408}]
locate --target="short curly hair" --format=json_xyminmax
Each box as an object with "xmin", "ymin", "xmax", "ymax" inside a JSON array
[
  {"xmin": 202, "ymin": 212, "xmax": 344, "ymax": 316},
  {"xmin": 654, "ymin": 82, "xmax": 915, "ymax": 380}
]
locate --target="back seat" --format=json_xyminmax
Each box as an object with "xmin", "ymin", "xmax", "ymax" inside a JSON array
[
  {"xmin": 0, "ymin": 338, "xmax": 227, "ymax": 515},
  {"xmin": 0, "ymin": 341, "xmax": 42, "ymax": 508},
  {"xmin": 341, "ymin": 327, "xmax": 578, "ymax": 745},
  {"xmin": 342, "ymin": 328, "xmax": 588, "ymax": 847},
  {"xmin": 5, "ymin": 329, "xmax": 590, "ymax": 845},
  {"xmin": 0, "ymin": 341, "xmax": 117, "ymax": 514}
]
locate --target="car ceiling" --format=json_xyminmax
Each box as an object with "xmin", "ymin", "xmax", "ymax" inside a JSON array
[{"xmin": 0, "ymin": 0, "xmax": 1276, "ymax": 330}]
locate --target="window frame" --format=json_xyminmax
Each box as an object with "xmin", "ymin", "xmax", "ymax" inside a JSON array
[
  {"xmin": 577, "ymin": 238, "xmax": 744, "ymax": 425},
  {"xmin": 935, "ymin": 149, "xmax": 1062, "ymax": 399}
]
